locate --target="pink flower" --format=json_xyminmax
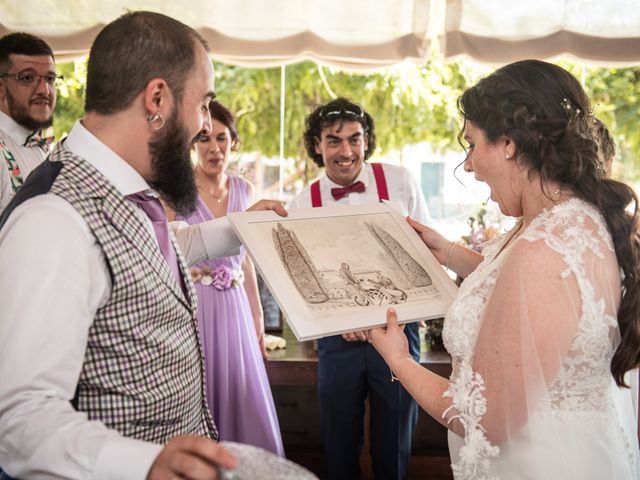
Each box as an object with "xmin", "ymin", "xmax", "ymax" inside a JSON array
[{"xmin": 211, "ymin": 265, "xmax": 233, "ymax": 290}]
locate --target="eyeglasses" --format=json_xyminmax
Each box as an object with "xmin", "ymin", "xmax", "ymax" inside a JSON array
[
  {"xmin": 0, "ymin": 71, "xmax": 64, "ymax": 87},
  {"xmin": 319, "ymin": 106, "xmax": 365, "ymax": 120}
]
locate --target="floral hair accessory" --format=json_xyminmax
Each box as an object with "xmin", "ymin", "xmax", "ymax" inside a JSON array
[
  {"xmin": 191, "ymin": 265, "xmax": 245, "ymax": 290},
  {"xmin": 561, "ymin": 97, "xmax": 583, "ymax": 117}
]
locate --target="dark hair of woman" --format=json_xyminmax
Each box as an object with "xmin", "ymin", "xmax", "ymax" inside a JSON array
[
  {"xmin": 458, "ymin": 59, "xmax": 640, "ymax": 387},
  {"xmin": 593, "ymin": 116, "xmax": 616, "ymax": 163},
  {"xmin": 208, "ymin": 100, "xmax": 240, "ymax": 151}
]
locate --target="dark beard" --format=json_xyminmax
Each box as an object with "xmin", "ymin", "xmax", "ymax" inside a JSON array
[
  {"xmin": 7, "ymin": 90, "xmax": 53, "ymax": 131},
  {"xmin": 148, "ymin": 111, "xmax": 199, "ymax": 217}
]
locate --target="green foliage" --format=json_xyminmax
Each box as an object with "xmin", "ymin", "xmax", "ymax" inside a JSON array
[
  {"xmin": 213, "ymin": 56, "xmax": 485, "ymax": 158},
  {"xmin": 212, "ymin": 55, "xmax": 488, "ymax": 182},
  {"xmin": 585, "ymin": 67, "xmax": 640, "ymax": 180},
  {"xmin": 556, "ymin": 62, "xmax": 640, "ymax": 179},
  {"xmin": 53, "ymin": 58, "xmax": 87, "ymax": 138},
  {"xmin": 51, "ymin": 55, "xmax": 640, "ymax": 180}
]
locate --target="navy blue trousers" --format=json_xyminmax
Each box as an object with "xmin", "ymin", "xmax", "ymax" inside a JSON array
[{"xmin": 317, "ymin": 322, "xmax": 420, "ymax": 480}]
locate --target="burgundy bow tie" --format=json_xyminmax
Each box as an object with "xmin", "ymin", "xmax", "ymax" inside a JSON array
[{"xmin": 331, "ymin": 180, "xmax": 365, "ymax": 200}]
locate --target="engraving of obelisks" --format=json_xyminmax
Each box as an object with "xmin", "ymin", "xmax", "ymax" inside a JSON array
[
  {"xmin": 365, "ymin": 222, "xmax": 432, "ymax": 287},
  {"xmin": 272, "ymin": 223, "xmax": 328, "ymax": 303}
]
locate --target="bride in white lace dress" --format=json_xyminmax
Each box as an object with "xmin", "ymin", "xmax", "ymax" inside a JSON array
[{"xmin": 369, "ymin": 60, "xmax": 640, "ymax": 479}]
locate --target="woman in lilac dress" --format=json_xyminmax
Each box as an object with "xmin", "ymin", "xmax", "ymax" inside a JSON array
[{"xmin": 178, "ymin": 100, "xmax": 283, "ymax": 456}]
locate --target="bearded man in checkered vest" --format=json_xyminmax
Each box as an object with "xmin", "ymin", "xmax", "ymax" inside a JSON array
[{"xmin": 0, "ymin": 11, "xmax": 285, "ymax": 480}]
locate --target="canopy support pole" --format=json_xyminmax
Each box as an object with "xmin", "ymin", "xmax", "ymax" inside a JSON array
[{"xmin": 278, "ymin": 64, "xmax": 286, "ymax": 200}]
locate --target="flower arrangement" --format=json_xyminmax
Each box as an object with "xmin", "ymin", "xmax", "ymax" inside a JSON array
[
  {"xmin": 191, "ymin": 265, "xmax": 245, "ymax": 290},
  {"xmin": 460, "ymin": 206, "xmax": 502, "ymax": 253}
]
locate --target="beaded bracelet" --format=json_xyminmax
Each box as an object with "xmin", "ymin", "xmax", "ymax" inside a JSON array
[{"xmin": 445, "ymin": 241, "xmax": 457, "ymax": 271}]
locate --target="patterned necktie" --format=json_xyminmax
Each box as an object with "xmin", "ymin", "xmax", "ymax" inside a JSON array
[
  {"xmin": 127, "ymin": 191, "xmax": 185, "ymax": 293},
  {"xmin": 1, "ymin": 138, "xmax": 23, "ymax": 193},
  {"xmin": 331, "ymin": 180, "xmax": 366, "ymax": 200},
  {"xmin": 24, "ymin": 130, "xmax": 54, "ymax": 153}
]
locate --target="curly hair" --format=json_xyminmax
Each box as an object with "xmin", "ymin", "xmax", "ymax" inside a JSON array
[
  {"xmin": 303, "ymin": 97, "xmax": 377, "ymax": 167},
  {"xmin": 209, "ymin": 100, "xmax": 240, "ymax": 151},
  {"xmin": 592, "ymin": 117, "xmax": 616, "ymax": 173},
  {"xmin": 458, "ymin": 59, "xmax": 640, "ymax": 387}
]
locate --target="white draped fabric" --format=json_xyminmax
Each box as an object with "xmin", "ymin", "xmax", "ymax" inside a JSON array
[
  {"xmin": 0, "ymin": 0, "xmax": 432, "ymax": 69},
  {"xmin": 444, "ymin": 0, "xmax": 640, "ymax": 65},
  {"xmin": 1, "ymin": 1, "xmax": 640, "ymax": 67}
]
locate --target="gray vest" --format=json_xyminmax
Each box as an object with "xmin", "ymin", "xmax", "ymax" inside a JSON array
[{"xmin": 49, "ymin": 144, "xmax": 216, "ymax": 443}]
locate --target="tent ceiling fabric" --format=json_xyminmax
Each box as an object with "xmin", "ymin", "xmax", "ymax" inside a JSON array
[
  {"xmin": 0, "ymin": 0, "xmax": 639, "ymax": 67},
  {"xmin": 445, "ymin": 0, "xmax": 640, "ymax": 65},
  {"xmin": 0, "ymin": 0, "xmax": 432, "ymax": 69}
]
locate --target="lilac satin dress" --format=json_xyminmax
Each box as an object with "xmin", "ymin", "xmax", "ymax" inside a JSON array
[{"xmin": 178, "ymin": 175, "xmax": 284, "ymax": 456}]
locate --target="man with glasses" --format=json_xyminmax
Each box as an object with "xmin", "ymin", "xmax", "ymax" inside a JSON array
[
  {"xmin": 289, "ymin": 97, "xmax": 432, "ymax": 479},
  {"xmin": 0, "ymin": 32, "xmax": 59, "ymax": 212}
]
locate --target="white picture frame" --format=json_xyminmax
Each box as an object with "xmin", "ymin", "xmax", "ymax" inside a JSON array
[{"xmin": 228, "ymin": 202, "xmax": 458, "ymax": 341}]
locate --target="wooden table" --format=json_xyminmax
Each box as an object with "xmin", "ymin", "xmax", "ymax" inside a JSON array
[{"xmin": 265, "ymin": 324, "xmax": 453, "ymax": 480}]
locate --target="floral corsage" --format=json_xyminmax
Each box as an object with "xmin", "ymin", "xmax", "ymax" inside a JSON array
[{"xmin": 191, "ymin": 265, "xmax": 244, "ymax": 290}]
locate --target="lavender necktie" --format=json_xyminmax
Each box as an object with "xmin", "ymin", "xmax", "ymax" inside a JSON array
[{"xmin": 127, "ymin": 191, "xmax": 185, "ymax": 293}]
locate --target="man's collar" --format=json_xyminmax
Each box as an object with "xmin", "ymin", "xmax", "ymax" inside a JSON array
[
  {"xmin": 0, "ymin": 110, "xmax": 34, "ymax": 145},
  {"xmin": 65, "ymin": 119, "xmax": 151, "ymax": 197}
]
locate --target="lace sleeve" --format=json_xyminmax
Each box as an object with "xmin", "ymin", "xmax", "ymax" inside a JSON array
[{"xmin": 472, "ymin": 236, "xmax": 582, "ymax": 443}]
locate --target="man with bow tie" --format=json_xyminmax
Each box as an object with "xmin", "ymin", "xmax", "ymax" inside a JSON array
[
  {"xmin": 289, "ymin": 97, "xmax": 431, "ymax": 480},
  {"xmin": 0, "ymin": 33, "xmax": 57, "ymax": 213}
]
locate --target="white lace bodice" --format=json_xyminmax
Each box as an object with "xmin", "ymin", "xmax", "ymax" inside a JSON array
[{"xmin": 442, "ymin": 199, "xmax": 637, "ymax": 479}]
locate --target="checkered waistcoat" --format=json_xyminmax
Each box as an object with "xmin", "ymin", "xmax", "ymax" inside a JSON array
[{"xmin": 49, "ymin": 144, "xmax": 216, "ymax": 443}]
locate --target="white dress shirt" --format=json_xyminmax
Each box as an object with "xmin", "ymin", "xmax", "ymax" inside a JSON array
[
  {"xmin": 288, "ymin": 162, "xmax": 432, "ymax": 225},
  {"xmin": 0, "ymin": 120, "xmax": 241, "ymax": 479},
  {"xmin": 0, "ymin": 110, "xmax": 50, "ymax": 212}
]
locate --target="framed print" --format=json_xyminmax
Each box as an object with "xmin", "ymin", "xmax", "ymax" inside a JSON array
[{"xmin": 228, "ymin": 203, "xmax": 458, "ymax": 341}]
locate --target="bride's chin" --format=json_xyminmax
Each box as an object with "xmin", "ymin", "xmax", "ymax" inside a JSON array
[
  {"xmin": 495, "ymin": 198, "xmax": 518, "ymax": 217},
  {"xmin": 497, "ymin": 204, "xmax": 509, "ymax": 216},
  {"xmin": 490, "ymin": 192, "xmax": 508, "ymax": 215}
]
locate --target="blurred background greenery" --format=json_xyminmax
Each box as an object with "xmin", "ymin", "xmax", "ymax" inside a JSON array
[{"xmin": 54, "ymin": 55, "xmax": 640, "ymax": 184}]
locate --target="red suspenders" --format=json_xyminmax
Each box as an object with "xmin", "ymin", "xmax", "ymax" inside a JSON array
[
  {"xmin": 310, "ymin": 163, "xmax": 389, "ymax": 207},
  {"xmin": 310, "ymin": 179, "xmax": 322, "ymax": 208},
  {"xmin": 371, "ymin": 162, "xmax": 389, "ymax": 201}
]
